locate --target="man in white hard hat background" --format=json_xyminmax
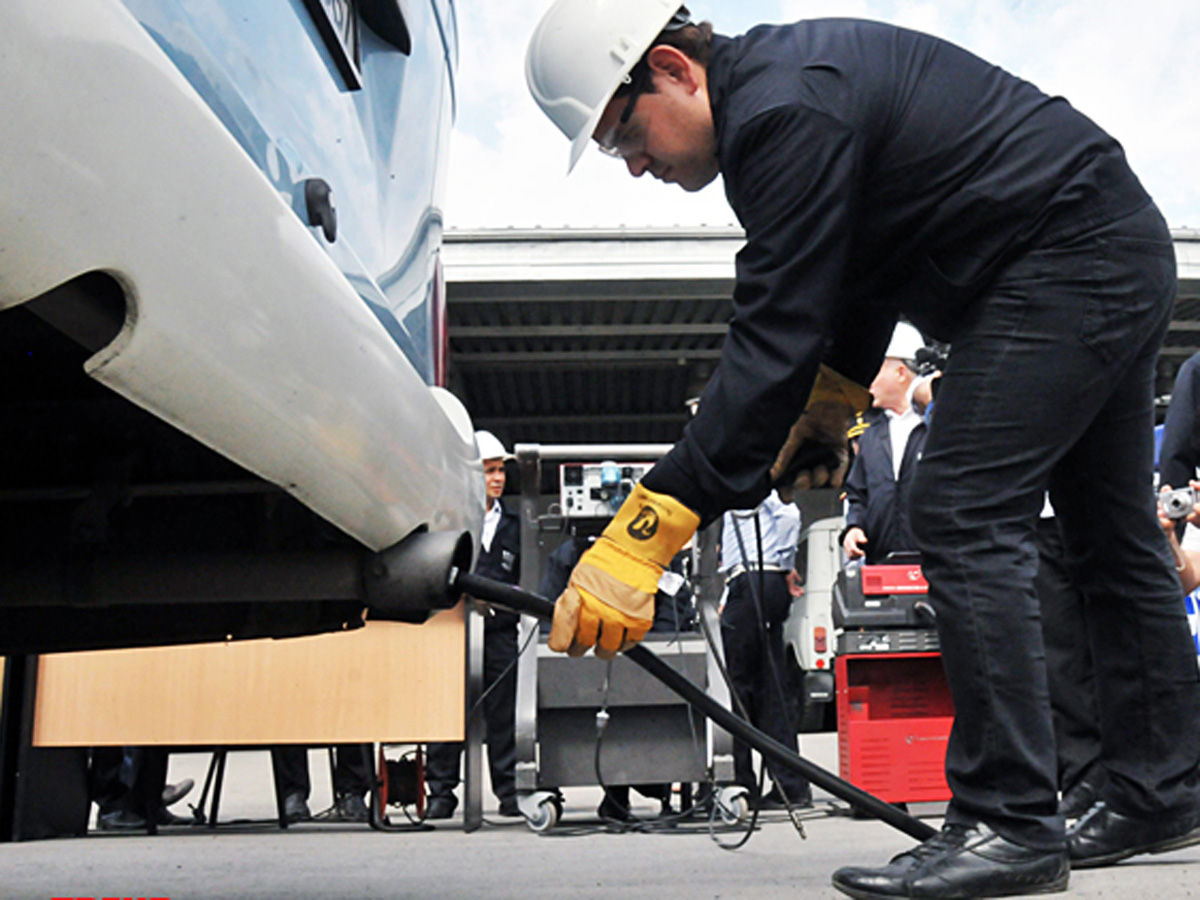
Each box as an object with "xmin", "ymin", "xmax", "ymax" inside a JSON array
[
  {"xmin": 525, "ymin": 4, "xmax": 1199, "ymax": 898},
  {"xmin": 841, "ymin": 322, "xmax": 929, "ymax": 564},
  {"xmin": 426, "ymin": 431, "xmax": 523, "ymax": 820}
]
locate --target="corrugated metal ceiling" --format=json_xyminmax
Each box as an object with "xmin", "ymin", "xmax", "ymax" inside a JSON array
[{"xmin": 446, "ymin": 226, "xmax": 1200, "ymax": 452}]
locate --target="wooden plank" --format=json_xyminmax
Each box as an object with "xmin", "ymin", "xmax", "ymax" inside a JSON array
[{"xmin": 31, "ymin": 607, "xmax": 464, "ymax": 747}]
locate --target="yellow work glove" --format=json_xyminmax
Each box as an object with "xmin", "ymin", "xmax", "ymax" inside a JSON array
[
  {"xmin": 771, "ymin": 365, "xmax": 872, "ymax": 501},
  {"xmin": 549, "ymin": 482, "xmax": 700, "ymax": 660}
]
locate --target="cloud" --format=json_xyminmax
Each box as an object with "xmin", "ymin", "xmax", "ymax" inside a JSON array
[
  {"xmin": 445, "ymin": 0, "xmax": 742, "ymax": 229},
  {"xmin": 446, "ymin": 0, "xmax": 1200, "ymax": 229},
  {"xmin": 445, "ymin": 97, "xmax": 738, "ymax": 229}
]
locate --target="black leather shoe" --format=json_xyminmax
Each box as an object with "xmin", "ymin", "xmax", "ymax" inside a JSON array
[
  {"xmin": 282, "ymin": 792, "xmax": 311, "ymax": 823},
  {"xmin": 1067, "ymin": 801, "xmax": 1200, "ymax": 869},
  {"xmin": 597, "ymin": 795, "xmax": 634, "ymax": 822},
  {"xmin": 161, "ymin": 777, "xmax": 195, "ymax": 808},
  {"xmin": 498, "ymin": 797, "xmax": 522, "ymax": 818},
  {"xmin": 832, "ymin": 821, "xmax": 1068, "ymax": 899},
  {"xmin": 97, "ymin": 809, "xmax": 148, "ymax": 831},
  {"xmin": 335, "ymin": 793, "xmax": 370, "ymax": 823},
  {"xmin": 425, "ymin": 796, "xmax": 456, "ymax": 820},
  {"xmin": 1058, "ymin": 773, "xmax": 1104, "ymax": 819}
]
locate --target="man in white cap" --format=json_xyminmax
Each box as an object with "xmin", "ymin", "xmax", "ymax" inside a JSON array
[{"xmin": 841, "ymin": 322, "xmax": 928, "ymax": 563}]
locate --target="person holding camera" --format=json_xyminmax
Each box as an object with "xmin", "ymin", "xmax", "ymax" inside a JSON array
[
  {"xmin": 1159, "ymin": 351, "xmax": 1200, "ymax": 540},
  {"xmin": 1158, "ymin": 481, "xmax": 1200, "ymax": 594}
]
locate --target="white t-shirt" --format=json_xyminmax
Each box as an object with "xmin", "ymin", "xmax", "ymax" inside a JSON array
[
  {"xmin": 481, "ymin": 499, "xmax": 501, "ymax": 552},
  {"xmin": 886, "ymin": 406, "xmax": 924, "ymax": 480}
]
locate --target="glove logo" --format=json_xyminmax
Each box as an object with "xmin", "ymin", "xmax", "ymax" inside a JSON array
[{"xmin": 626, "ymin": 506, "xmax": 659, "ymax": 541}]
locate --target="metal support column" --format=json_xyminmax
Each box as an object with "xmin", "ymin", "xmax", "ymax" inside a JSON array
[{"xmin": 462, "ymin": 601, "xmax": 485, "ymax": 831}]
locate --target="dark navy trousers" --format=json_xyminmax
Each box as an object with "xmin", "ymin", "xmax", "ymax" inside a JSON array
[{"xmin": 720, "ymin": 570, "xmax": 810, "ymax": 800}]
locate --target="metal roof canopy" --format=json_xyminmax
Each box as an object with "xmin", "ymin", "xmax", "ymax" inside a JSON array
[{"xmin": 445, "ymin": 226, "xmax": 1200, "ymax": 451}]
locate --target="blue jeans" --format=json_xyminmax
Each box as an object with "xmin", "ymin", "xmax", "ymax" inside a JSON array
[{"xmin": 911, "ymin": 203, "xmax": 1200, "ymax": 850}]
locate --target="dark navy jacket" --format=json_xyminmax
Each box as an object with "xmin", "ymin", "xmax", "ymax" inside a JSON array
[
  {"xmin": 643, "ymin": 18, "xmax": 1150, "ymax": 522},
  {"xmin": 841, "ymin": 414, "xmax": 926, "ymax": 563},
  {"xmin": 1160, "ymin": 351, "xmax": 1200, "ymax": 493},
  {"xmin": 475, "ymin": 498, "xmax": 521, "ymax": 630}
]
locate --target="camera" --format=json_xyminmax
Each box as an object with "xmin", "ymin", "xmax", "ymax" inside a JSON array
[
  {"xmin": 1159, "ymin": 486, "xmax": 1198, "ymax": 521},
  {"xmin": 914, "ymin": 344, "xmax": 949, "ymax": 377}
]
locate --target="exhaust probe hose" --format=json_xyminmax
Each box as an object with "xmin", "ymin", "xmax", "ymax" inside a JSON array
[{"xmin": 454, "ymin": 570, "xmax": 936, "ymax": 841}]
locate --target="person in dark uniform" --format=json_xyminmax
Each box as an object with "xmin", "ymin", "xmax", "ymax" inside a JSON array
[
  {"xmin": 270, "ymin": 745, "xmax": 373, "ymax": 823},
  {"xmin": 840, "ymin": 322, "xmax": 928, "ymax": 564},
  {"xmin": 719, "ymin": 491, "xmax": 811, "ymax": 810},
  {"xmin": 527, "ymin": 5, "xmax": 1199, "ymax": 897},
  {"xmin": 425, "ymin": 431, "xmax": 522, "ymax": 819},
  {"xmin": 89, "ymin": 747, "xmax": 194, "ymax": 830}
]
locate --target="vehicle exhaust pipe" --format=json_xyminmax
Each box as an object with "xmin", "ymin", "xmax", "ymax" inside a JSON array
[{"xmin": 363, "ymin": 530, "xmax": 475, "ymax": 624}]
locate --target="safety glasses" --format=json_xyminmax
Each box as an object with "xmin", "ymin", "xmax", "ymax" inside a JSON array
[{"xmin": 597, "ymin": 64, "xmax": 651, "ymax": 159}]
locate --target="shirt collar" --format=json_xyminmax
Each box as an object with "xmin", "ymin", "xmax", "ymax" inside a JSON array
[{"xmin": 706, "ymin": 34, "xmax": 735, "ymax": 151}]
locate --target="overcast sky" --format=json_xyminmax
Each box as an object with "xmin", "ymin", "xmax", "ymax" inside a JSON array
[{"xmin": 444, "ymin": 0, "xmax": 1200, "ymax": 232}]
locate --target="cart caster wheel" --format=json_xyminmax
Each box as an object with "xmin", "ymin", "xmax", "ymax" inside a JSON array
[
  {"xmin": 716, "ymin": 786, "xmax": 750, "ymax": 825},
  {"xmin": 525, "ymin": 797, "xmax": 561, "ymax": 833},
  {"xmin": 518, "ymin": 791, "xmax": 562, "ymax": 833}
]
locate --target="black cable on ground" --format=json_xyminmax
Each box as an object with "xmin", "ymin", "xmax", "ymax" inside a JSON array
[{"xmin": 454, "ymin": 570, "xmax": 936, "ymax": 843}]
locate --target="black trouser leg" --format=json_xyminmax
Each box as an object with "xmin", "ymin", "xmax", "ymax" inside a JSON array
[
  {"xmin": 89, "ymin": 746, "xmax": 127, "ymax": 815},
  {"xmin": 720, "ymin": 572, "xmax": 809, "ymax": 798},
  {"xmin": 912, "ymin": 204, "xmax": 1198, "ymax": 850},
  {"xmin": 483, "ymin": 625, "xmax": 518, "ymax": 803},
  {"xmin": 271, "ymin": 746, "xmax": 311, "ymax": 801},
  {"xmin": 131, "ymin": 747, "xmax": 170, "ymax": 820},
  {"xmin": 424, "ymin": 742, "xmax": 462, "ymax": 802},
  {"xmin": 333, "ymin": 744, "xmax": 374, "ymax": 798},
  {"xmin": 1035, "ymin": 517, "xmax": 1102, "ymax": 792}
]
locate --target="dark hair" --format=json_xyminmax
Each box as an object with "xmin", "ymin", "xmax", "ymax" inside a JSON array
[
  {"xmin": 613, "ymin": 14, "xmax": 715, "ymax": 100},
  {"xmin": 653, "ymin": 20, "xmax": 715, "ymax": 66}
]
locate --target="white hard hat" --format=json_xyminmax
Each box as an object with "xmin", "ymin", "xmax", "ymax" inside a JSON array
[
  {"xmin": 885, "ymin": 321, "xmax": 925, "ymax": 363},
  {"xmin": 526, "ymin": 0, "xmax": 683, "ymax": 172},
  {"xmin": 475, "ymin": 430, "xmax": 513, "ymax": 462}
]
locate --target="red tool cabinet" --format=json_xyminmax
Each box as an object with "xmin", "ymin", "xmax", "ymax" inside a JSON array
[{"xmin": 835, "ymin": 651, "xmax": 954, "ymax": 803}]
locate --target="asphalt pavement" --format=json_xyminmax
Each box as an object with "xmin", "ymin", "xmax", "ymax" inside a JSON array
[{"xmin": 2, "ymin": 734, "xmax": 1198, "ymax": 900}]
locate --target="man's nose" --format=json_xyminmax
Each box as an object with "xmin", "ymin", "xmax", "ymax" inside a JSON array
[{"xmin": 625, "ymin": 153, "xmax": 651, "ymax": 177}]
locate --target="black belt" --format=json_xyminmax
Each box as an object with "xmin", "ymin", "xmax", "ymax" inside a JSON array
[{"xmin": 726, "ymin": 563, "xmax": 785, "ymax": 582}]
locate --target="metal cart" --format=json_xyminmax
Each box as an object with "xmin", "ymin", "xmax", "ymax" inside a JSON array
[{"xmin": 509, "ymin": 443, "xmax": 744, "ymax": 831}]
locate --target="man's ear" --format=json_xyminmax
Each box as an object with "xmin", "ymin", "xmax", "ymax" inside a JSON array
[{"xmin": 646, "ymin": 45, "xmax": 700, "ymax": 91}]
